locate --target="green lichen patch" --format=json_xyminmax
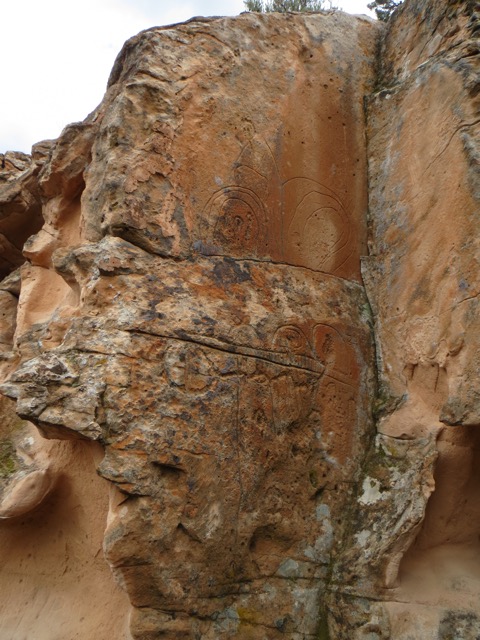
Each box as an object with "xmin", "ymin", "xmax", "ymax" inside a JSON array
[
  {"xmin": 316, "ymin": 606, "xmax": 330, "ymax": 640},
  {"xmin": 0, "ymin": 438, "xmax": 17, "ymax": 478},
  {"xmin": 439, "ymin": 611, "xmax": 480, "ymax": 639}
]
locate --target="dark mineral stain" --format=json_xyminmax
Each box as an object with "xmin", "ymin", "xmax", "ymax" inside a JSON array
[{"xmin": 212, "ymin": 257, "xmax": 251, "ymax": 286}]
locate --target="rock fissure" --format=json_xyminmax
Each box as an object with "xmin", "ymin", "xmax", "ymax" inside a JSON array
[{"xmin": 121, "ymin": 328, "xmax": 329, "ymax": 376}]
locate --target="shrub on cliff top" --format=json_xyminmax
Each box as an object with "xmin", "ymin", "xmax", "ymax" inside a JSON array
[
  {"xmin": 367, "ymin": 0, "xmax": 403, "ymax": 21},
  {"xmin": 244, "ymin": 0, "xmax": 335, "ymax": 11},
  {"xmin": 244, "ymin": 0, "xmax": 403, "ymax": 18}
]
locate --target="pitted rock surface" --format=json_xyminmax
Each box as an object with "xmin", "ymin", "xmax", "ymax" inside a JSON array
[{"xmin": 0, "ymin": 10, "xmax": 380, "ymax": 639}]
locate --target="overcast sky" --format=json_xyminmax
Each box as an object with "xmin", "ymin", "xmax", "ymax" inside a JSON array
[{"xmin": 1, "ymin": 0, "xmax": 374, "ymax": 154}]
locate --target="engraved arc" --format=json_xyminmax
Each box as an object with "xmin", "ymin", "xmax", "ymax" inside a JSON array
[
  {"xmin": 201, "ymin": 137, "xmax": 353, "ymax": 274},
  {"xmin": 202, "ymin": 186, "xmax": 268, "ymax": 257},
  {"xmin": 313, "ymin": 323, "xmax": 357, "ymax": 386},
  {"xmin": 283, "ymin": 178, "xmax": 351, "ymax": 274},
  {"xmin": 272, "ymin": 324, "xmax": 321, "ymax": 372}
]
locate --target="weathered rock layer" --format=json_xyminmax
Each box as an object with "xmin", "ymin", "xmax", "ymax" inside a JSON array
[{"xmin": 355, "ymin": 0, "xmax": 480, "ymax": 636}]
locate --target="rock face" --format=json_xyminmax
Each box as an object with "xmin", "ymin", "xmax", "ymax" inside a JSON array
[
  {"xmin": 0, "ymin": 1, "xmax": 478, "ymax": 638},
  {"xmin": 352, "ymin": 0, "xmax": 480, "ymax": 637},
  {"xmin": 0, "ymin": 405, "xmax": 131, "ymax": 640},
  {"xmin": 0, "ymin": 10, "xmax": 379, "ymax": 639}
]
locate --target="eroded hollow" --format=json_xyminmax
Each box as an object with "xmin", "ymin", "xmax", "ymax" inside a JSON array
[
  {"xmin": 399, "ymin": 426, "xmax": 480, "ymax": 610},
  {"xmin": 0, "ymin": 396, "xmax": 131, "ymax": 639},
  {"xmin": 0, "ymin": 143, "xmax": 132, "ymax": 640}
]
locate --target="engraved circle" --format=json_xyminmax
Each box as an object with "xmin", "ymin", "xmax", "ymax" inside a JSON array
[
  {"xmin": 206, "ymin": 187, "xmax": 267, "ymax": 255},
  {"xmin": 273, "ymin": 325, "xmax": 311, "ymax": 356},
  {"xmin": 286, "ymin": 188, "xmax": 350, "ymax": 273}
]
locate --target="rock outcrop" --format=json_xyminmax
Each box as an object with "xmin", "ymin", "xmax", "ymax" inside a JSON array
[
  {"xmin": 0, "ymin": 1, "xmax": 478, "ymax": 638},
  {"xmin": 354, "ymin": 0, "xmax": 480, "ymax": 636}
]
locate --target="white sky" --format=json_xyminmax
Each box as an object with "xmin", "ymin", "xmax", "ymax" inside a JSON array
[{"xmin": 0, "ymin": 0, "xmax": 374, "ymax": 154}]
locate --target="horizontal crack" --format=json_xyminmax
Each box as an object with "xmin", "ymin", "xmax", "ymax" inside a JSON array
[
  {"xmin": 200, "ymin": 252, "xmax": 362, "ymax": 285},
  {"xmin": 96, "ymin": 234, "xmax": 363, "ymax": 288},
  {"xmin": 124, "ymin": 327, "xmax": 325, "ymax": 375}
]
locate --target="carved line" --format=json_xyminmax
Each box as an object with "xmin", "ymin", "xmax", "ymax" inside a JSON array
[
  {"xmin": 202, "ymin": 185, "xmax": 269, "ymax": 253},
  {"xmin": 288, "ymin": 206, "xmax": 349, "ymax": 262},
  {"xmin": 285, "ymin": 187, "xmax": 352, "ymax": 270},
  {"xmin": 312, "ymin": 323, "xmax": 356, "ymax": 388},
  {"xmin": 282, "ymin": 177, "xmax": 345, "ymax": 209},
  {"xmin": 201, "ymin": 136, "xmax": 354, "ymax": 274},
  {"xmin": 124, "ymin": 327, "xmax": 325, "ymax": 374}
]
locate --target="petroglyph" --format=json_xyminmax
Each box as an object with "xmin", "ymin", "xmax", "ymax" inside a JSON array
[{"xmin": 201, "ymin": 136, "xmax": 353, "ymax": 276}]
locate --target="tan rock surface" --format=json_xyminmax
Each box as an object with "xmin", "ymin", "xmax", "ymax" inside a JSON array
[
  {"xmin": 0, "ymin": 396, "xmax": 130, "ymax": 639},
  {"xmin": 0, "ymin": 9, "xmax": 380, "ymax": 640},
  {"xmin": 0, "ymin": 141, "xmax": 130, "ymax": 640},
  {"xmin": 347, "ymin": 0, "xmax": 480, "ymax": 637},
  {"xmin": 0, "ymin": 145, "xmax": 50, "ymax": 279}
]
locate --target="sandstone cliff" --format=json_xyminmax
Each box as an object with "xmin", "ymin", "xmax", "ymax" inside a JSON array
[
  {"xmin": 0, "ymin": 1, "xmax": 478, "ymax": 638},
  {"xmin": 357, "ymin": 0, "xmax": 480, "ymax": 636}
]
